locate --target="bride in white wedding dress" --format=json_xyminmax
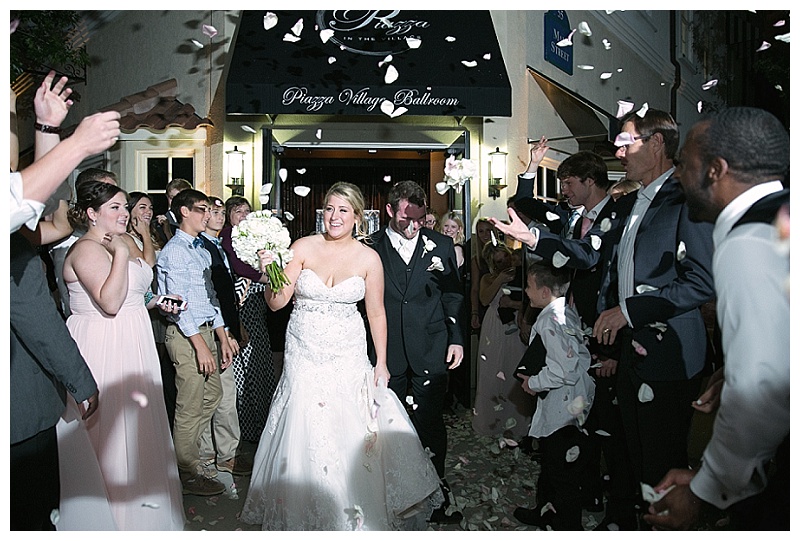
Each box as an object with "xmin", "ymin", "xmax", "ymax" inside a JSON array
[{"xmin": 241, "ymin": 182, "xmax": 443, "ymax": 531}]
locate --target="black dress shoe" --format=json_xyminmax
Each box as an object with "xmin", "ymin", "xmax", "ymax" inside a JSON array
[
  {"xmin": 429, "ymin": 505, "xmax": 463, "ymax": 524},
  {"xmin": 513, "ymin": 506, "xmax": 553, "ymax": 528}
]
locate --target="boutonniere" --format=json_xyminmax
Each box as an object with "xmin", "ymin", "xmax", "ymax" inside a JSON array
[
  {"xmin": 427, "ymin": 255, "xmax": 444, "ymax": 272},
  {"xmin": 421, "ymin": 235, "xmax": 436, "ymax": 257}
]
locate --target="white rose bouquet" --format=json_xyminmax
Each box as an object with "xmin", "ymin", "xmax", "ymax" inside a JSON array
[
  {"xmin": 436, "ymin": 156, "xmax": 478, "ymax": 195},
  {"xmin": 230, "ymin": 210, "xmax": 293, "ymax": 292}
]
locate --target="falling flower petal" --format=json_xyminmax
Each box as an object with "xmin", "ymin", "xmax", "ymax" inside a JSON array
[
  {"xmin": 263, "ymin": 12, "xmax": 278, "ymax": 31},
  {"xmin": 702, "ymin": 78, "xmax": 718, "ymax": 90},
  {"xmin": 545, "ymin": 211, "xmax": 561, "ymax": 221},
  {"xmin": 641, "ymin": 482, "xmax": 674, "ymax": 503},
  {"xmin": 319, "ymin": 28, "xmax": 334, "ymax": 43},
  {"xmin": 774, "ymin": 20, "xmax": 786, "ymax": 27},
  {"xmin": 202, "ymin": 24, "xmax": 218, "ymax": 38},
  {"xmin": 614, "ymin": 132, "xmax": 637, "ymax": 146},
  {"xmin": 10, "ymin": 18, "xmax": 20, "ymax": 33},
  {"xmin": 504, "ymin": 417, "xmax": 517, "ymax": 429},
  {"xmin": 283, "ymin": 33, "xmax": 301, "ymax": 43},
  {"xmin": 552, "ymin": 251, "xmax": 570, "ymax": 268},
  {"xmin": 632, "ymin": 340, "xmax": 648, "ymax": 358},
  {"xmin": 379, "ymin": 100, "xmax": 407, "ymax": 118},
  {"xmin": 480, "ymin": 354, "xmax": 487, "ymax": 361},
  {"xmin": 577, "ymin": 64, "xmax": 595, "ymax": 70},
  {"xmin": 296, "ymin": 169, "xmax": 306, "ymax": 175},
  {"xmin": 490, "ymin": 230, "xmax": 498, "ymax": 246},
  {"xmin": 279, "ymin": 168, "xmax": 288, "ymax": 182},
  {"xmin": 638, "ymin": 382, "xmax": 654, "ymax": 403},
  {"xmin": 50, "ymin": 509, "xmax": 60, "ymax": 525},
  {"xmin": 676, "ymin": 240, "xmax": 687, "ymax": 261},
  {"xmin": 636, "ymin": 103, "xmax": 649, "ymax": 117},
  {"xmin": 599, "ymin": 218, "xmax": 612, "ymax": 233},
  {"xmin": 496, "ymin": 371, "xmax": 506, "ymax": 381},
  {"xmin": 284, "ymin": 211, "xmax": 295, "ymax": 221},
  {"xmin": 294, "ymin": 186, "xmax": 311, "ymax": 197},
  {"xmin": 617, "ymin": 68, "xmax": 623, "ymax": 73},
  {"xmin": 589, "ymin": 235, "xmax": 602, "ymax": 250},
  {"xmin": 142, "ymin": 502, "xmax": 161, "ymax": 509},
  {"xmin": 405, "ymin": 395, "xmax": 415, "ymax": 405},
  {"xmin": 445, "ymin": 36, "xmax": 456, "ymax": 42},
  {"xmin": 697, "ymin": 101, "xmax": 703, "ymax": 113},
  {"xmin": 461, "ymin": 60, "xmax": 478, "ymax": 68},
  {"xmin": 775, "ymin": 84, "xmax": 783, "ymax": 91},
  {"xmin": 328, "ymin": 57, "xmax": 337, "ymax": 64},
  {"xmin": 578, "ymin": 21, "xmax": 592, "ymax": 36},
  {"xmin": 406, "ymin": 37, "xmax": 422, "ymax": 49},
  {"xmin": 259, "ymin": 193, "xmax": 270, "ymax": 205},
  {"xmin": 756, "ymin": 41, "xmax": 771, "ymax": 51},
  {"xmin": 384, "ymin": 64, "xmax": 399, "ymax": 84},
  {"xmin": 241, "ymin": 125, "xmax": 257, "ymax": 134},
  {"xmin": 501, "ymin": 287, "xmax": 512, "ymax": 296},
  {"xmin": 636, "ymin": 284, "xmax": 658, "ymax": 294},
  {"xmin": 603, "ymin": 38, "xmax": 612, "ymax": 50},
  {"xmin": 291, "ymin": 18, "xmax": 303, "ymax": 36},
  {"xmin": 595, "ymin": 429, "xmax": 611, "ymax": 437},
  {"xmin": 424, "ymin": 379, "xmax": 430, "ymax": 386},
  {"xmin": 384, "ymin": 175, "xmax": 392, "ymax": 183},
  {"xmin": 131, "ymin": 391, "xmax": 149, "ymax": 408},
  {"xmin": 315, "ymin": 129, "xmax": 322, "ymax": 139},
  {"xmin": 774, "ymin": 33, "xmax": 790, "ymax": 43},
  {"xmin": 541, "ymin": 502, "xmax": 557, "ymax": 515},
  {"xmin": 557, "ymin": 29, "xmax": 576, "ymax": 47},
  {"xmin": 600, "ymin": 72, "xmax": 613, "ymax": 80},
  {"xmin": 565, "ymin": 445, "xmax": 580, "ymax": 462},
  {"xmin": 566, "ymin": 395, "xmax": 587, "ymax": 416},
  {"xmin": 648, "ymin": 322, "xmax": 668, "ymax": 332},
  {"xmin": 190, "ymin": 39, "xmax": 204, "ymax": 48}
]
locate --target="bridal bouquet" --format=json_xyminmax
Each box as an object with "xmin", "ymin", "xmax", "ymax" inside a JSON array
[
  {"xmin": 230, "ymin": 210, "xmax": 293, "ymax": 292},
  {"xmin": 436, "ymin": 156, "xmax": 478, "ymax": 195}
]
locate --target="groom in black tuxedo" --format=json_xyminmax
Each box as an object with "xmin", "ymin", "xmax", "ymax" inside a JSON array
[{"xmin": 370, "ymin": 180, "xmax": 465, "ymax": 524}]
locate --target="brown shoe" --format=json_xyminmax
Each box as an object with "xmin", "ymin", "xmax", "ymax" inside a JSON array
[
  {"xmin": 181, "ymin": 473, "xmax": 225, "ymax": 496},
  {"xmin": 216, "ymin": 455, "xmax": 253, "ymax": 476}
]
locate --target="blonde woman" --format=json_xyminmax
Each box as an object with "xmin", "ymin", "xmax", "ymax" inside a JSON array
[{"xmin": 439, "ymin": 211, "xmax": 465, "ymax": 269}]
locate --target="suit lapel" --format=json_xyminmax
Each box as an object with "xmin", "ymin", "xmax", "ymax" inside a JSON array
[{"xmin": 375, "ymin": 230, "xmax": 405, "ymax": 295}]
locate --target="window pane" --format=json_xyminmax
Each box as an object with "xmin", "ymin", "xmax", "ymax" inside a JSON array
[
  {"xmin": 150, "ymin": 193, "xmax": 169, "ymax": 216},
  {"xmin": 147, "ymin": 158, "xmax": 168, "ymax": 190},
  {"xmin": 172, "ymin": 158, "xmax": 194, "ymax": 184},
  {"xmin": 545, "ymin": 168, "xmax": 558, "ymax": 199}
]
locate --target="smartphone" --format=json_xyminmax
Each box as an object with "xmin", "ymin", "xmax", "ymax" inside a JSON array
[{"xmin": 156, "ymin": 296, "xmax": 187, "ymax": 311}]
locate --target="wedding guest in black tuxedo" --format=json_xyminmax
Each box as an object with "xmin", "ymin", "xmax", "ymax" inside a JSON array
[{"xmin": 369, "ymin": 180, "xmax": 465, "ymax": 524}]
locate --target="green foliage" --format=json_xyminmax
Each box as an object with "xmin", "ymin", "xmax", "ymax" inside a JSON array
[{"xmin": 10, "ymin": 10, "xmax": 89, "ymax": 81}]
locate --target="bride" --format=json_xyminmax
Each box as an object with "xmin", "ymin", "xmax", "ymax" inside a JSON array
[{"xmin": 241, "ymin": 182, "xmax": 443, "ymax": 530}]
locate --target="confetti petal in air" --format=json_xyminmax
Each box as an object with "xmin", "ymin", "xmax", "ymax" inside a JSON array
[
  {"xmin": 241, "ymin": 125, "xmax": 257, "ymax": 134},
  {"xmin": 279, "ymin": 168, "xmax": 288, "ymax": 182},
  {"xmin": 263, "ymin": 12, "xmax": 278, "ymax": 31},
  {"xmin": 379, "ymin": 100, "xmax": 407, "ymax": 118},
  {"xmin": 775, "ymin": 84, "xmax": 783, "ymax": 91},
  {"xmin": 405, "ymin": 395, "xmax": 415, "ymax": 406},
  {"xmin": 259, "ymin": 193, "xmax": 270, "ymax": 205},
  {"xmin": 10, "ymin": 18, "xmax": 19, "ymax": 33},
  {"xmin": 617, "ymin": 68, "xmax": 623, "ymax": 73},
  {"xmin": 702, "ymin": 78, "xmax": 718, "ymax": 90},
  {"xmin": 461, "ymin": 60, "xmax": 478, "ymax": 68},
  {"xmin": 294, "ymin": 186, "xmax": 311, "ymax": 197},
  {"xmin": 648, "ymin": 322, "xmax": 668, "ymax": 333},
  {"xmin": 697, "ymin": 101, "xmax": 703, "ymax": 114},
  {"xmin": 50, "ymin": 509, "xmax": 60, "ymax": 526},
  {"xmin": 641, "ymin": 482, "xmax": 674, "ymax": 503},
  {"xmin": 202, "ymin": 24, "xmax": 218, "ymax": 38},
  {"xmin": 603, "ymin": 39, "xmax": 612, "ymax": 50},
  {"xmin": 577, "ymin": 64, "xmax": 595, "ymax": 70},
  {"xmin": 545, "ymin": 211, "xmax": 561, "ymax": 221},
  {"xmin": 595, "ymin": 429, "xmax": 611, "ymax": 436},
  {"xmin": 319, "ymin": 29, "xmax": 334, "ymax": 43},
  {"xmin": 774, "ymin": 33, "xmax": 790, "ymax": 43},
  {"xmin": 616, "ymin": 100, "xmax": 634, "ymax": 118},
  {"xmin": 190, "ymin": 39, "xmax": 203, "ymax": 49},
  {"xmin": 635, "ymin": 284, "xmax": 658, "ymax": 294},
  {"xmin": 328, "ymin": 57, "xmax": 337, "ymax": 64},
  {"xmin": 291, "ymin": 18, "xmax": 304, "ymax": 36},
  {"xmin": 600, "ymin": 72, "xmax": 613, "ymax": 80},
  {"xmin": 578, "ymin": 21, "xmax": 592, "ymax": 36},
  {"xmin": 384, "ymin": 64, "xmax": 399, "ymax": 84},
  {"xmin": 496, "ymin": 371, "xmax": 506, "ymax": 381},
  {"xmin": 556, "ymin": 29, "xmax": 576, "ymax": 47},
  {"xmin": 632, "ymin": 340, "xmax": 648, "ymax": 357},
  {"xmin": 296, "ymin": 169, "xmax": 306, "ymax": 175},
  {"xmin": 483, "ymin": 53, "xmax": 492, "ymax": 60},
  {"xmin": 541, "ymin": 502, "xmax": 557, "ymax": 515},
  {"xmin": 614, "ymin": 132, "xmax": 637, "ymax": 147},
  {"xmin": 131, "ymin": 391, "xmax": 149, "ymax": 408},
  {"xmin": 445, "ymin": 36, "xmax": 456, "ymax": 42},
  {"xmin": 552, "ymin": 251, "xmax": 570, "ymax": 268},
  {"xmin": 676, "ymin": 240, "xmax": 687, "ymax": 261},
  {"xmin": 504, "ymin": 417, "xmax": 517, "ymax": 429},
  {"xmin": 501, "ymin": 287, "xmax": 511, "ymax": 296},
  {"xmin": 406, "ymin": 37, "xmax": 422, "ymax": 49},
  {"xmin": 283, "ymin": 33, "xmax": 301, "ymax": 43},
  {"xmin": 315, "ymin": 129, "xmax": 322, "ymax": 139},
  {"xmin": 590, "ymin": 235, "xmax": 602, "ymax": 250},
  {"xmin": 284, "ymin": 211, "xmax": 295, "ymax": 221},
  {"xmin": 774, "ymin": 20, "xmax": 785, "ymax": 27},
  {"xmin": 565, "ymin": 445, "xmax": 580, "ymax": 463},
  {"xmin": 636, "ymin": 102, "xmax": 649, "ymax": 117},
  {"xmin": 637, "ymin": 382, "xmax": 654, "ymax": 404},
  {"xmin": 383, "ymin": 175, "xmax": 392, "ymax": 183},
  {"xmin": 756, "ymin": 41, "xmax": 771, "ymax": 51},
  {"xmin": 490, "ymin": 230, "xmax": 498, "ymax": 246}
]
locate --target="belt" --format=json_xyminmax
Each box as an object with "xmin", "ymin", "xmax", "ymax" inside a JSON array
[{"xmin": 199, "ymin": 320, "xmax": 215, "ymax": 329}]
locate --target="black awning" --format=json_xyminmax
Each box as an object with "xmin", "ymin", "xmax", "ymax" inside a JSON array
[{"xmin": 227, "ymin": 10, "xmax": 511, "ymax": 117}]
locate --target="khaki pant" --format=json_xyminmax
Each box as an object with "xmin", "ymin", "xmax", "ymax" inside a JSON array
[
  {"xmin": 165, "ymin": 324, "xmax": 222, "ymax": 474},
  {"xmin": 199, "ymin": 348, "xmax": 240, "ymax": 463}
]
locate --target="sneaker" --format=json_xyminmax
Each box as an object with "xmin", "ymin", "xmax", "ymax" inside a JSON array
[
  {"xmin": 217, "ymin": 455, "xmax": 253, "ymax": 476},
  {"xmin": 181, "ymin": 473, "xmax": 225, "ymax": 496},
  {"xmin": 199, "ymin": 458, "xmax": 218, "ymax": 479}
]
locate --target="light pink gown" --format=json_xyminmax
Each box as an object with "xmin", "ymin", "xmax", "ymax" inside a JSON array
[{"xmin": 58, "ymin": 258, "xmax": 184, "ymax": 530}]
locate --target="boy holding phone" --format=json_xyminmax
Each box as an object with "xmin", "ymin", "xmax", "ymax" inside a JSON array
[{"xmin": 156, "ymin": 189, "xmax": 234, "ymax": 496}]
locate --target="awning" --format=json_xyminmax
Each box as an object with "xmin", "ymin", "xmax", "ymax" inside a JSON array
[{"xmin": 227, "ymin": 10, "xmax": 511, "ymax": 117}]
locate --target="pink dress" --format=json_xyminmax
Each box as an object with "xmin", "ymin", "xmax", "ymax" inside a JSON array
[{"xmin": 58, "ymin": 258, "xmax": 184, "ymax": 530}]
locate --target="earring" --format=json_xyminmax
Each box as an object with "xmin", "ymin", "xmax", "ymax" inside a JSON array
[{"xmin": 91, "ymin": 219, "xmax": 97, "ymax": 227}]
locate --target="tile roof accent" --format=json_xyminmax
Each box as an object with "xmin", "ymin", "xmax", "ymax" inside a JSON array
[{"xmin": 101, "ymin": 79, "xmax": 213, "ymax": 131}]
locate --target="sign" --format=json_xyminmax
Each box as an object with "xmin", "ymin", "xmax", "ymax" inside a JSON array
[{"xmin": 544, "ymin": 10, "xmax": 573, "ymax": 76}]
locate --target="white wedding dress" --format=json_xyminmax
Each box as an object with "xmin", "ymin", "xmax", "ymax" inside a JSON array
[{"xmin": 241, "ymin": 269, "xmax": 443, "ymax": 530}]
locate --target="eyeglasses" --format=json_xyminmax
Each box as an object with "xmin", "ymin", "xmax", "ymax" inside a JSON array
[
  {"xmin": 614, "ymin": 132, "xmax": 651, "ymax": 148},
  {"xmin": 191, "ymin": 205, "xmax": 211, "ymax": 214}
]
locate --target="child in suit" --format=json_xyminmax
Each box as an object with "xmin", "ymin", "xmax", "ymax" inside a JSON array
[{"xmin": 513, "ymin": 262, "xmax": 595, "ymax": 530}]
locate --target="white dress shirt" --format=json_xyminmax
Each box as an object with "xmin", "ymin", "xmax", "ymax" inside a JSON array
[
  {"xmin": 9, "ymin": 171, "xmax": 45, "ymax": 233},
  {"xmin": 385, "ymin": 225, "xmax": 419, "ymax": 265},
  {"xmin": 689, "ymin": 181, "xmax": 789, "ymax": 509},
  {"xmin": 617, "ymin": 167, "xmax": 673, "ymax": 326}
]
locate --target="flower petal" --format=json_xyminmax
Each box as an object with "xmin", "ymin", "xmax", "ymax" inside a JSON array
[
  {"xmin": 632, "ymin": 340, "xmax": 648, "ymax": 358},
  {"xmin": 384, "ymin": 175, "xmax": 392, "ymax": 183},
  {"xmin": 590, "ymin": 235, "xmax": 602, "ymax": 250},
  {"xmin": 190, "ymin": 39, "xmax": 204, "ymax": 49},
  {"xmin": 756, "ymin": 40, "xmax": 771, "ymax": 52},
  {"xmin": 284, "ymin": 211, "xmax": 295, "ymax": 221},
  {"xmin": 600, "ymin": 217, "xmax": 612, "ymax": 232},
  {"xmin": 774, "ymin": 33, "xmax": 790, "ymax": 43},
  {"xmin": 636, "ymin": 102, "xmax": 649, "ymax": 117},
  {"xmin": 616, "ymin": 100, "xmax": 634, "ymax": 118},
  {"xmin": 283, "ymin": 33, "xmax": 301, "ymax": 43},
  {"xmin": 384, "ymin": 64, "xmax": 399, "ymax": 84},
  {"xmin": 697, "ymin": 100, "xmax": 703, "ymax": 114},
  {"xmin": 131, "ymin": 391, "xmax": 149, "ymax": 408},
  {"xmin": 461, "ymin": 60, "xmax": 478, "ymax": 68},
  {"xmin": 483, "ymin": 53, "xmax": 491, "ymax": 60},
  {"xmin": 603, "ymin": 38, "xmax": 612, "ymax": 50},
  {"xmin": 702, "ymin": 78, "xmax": 718, "ymax": 90},
  {"xmin": 552, "ymin": 251, "xmax": 570, "ymax": 268},
  {"xmin": 637, "ymin": 382, "xmax": 654, "ymax": 403},
  {"xmin": 600, "ymin": 72, "xmax": 613, "ymax": 80},
  {"xmin": 577, "ymin": 64, "xmax": 595, "ymax": 70},
  {"xmin": 279, "ymin": 168, "xmax": 288, "ymax": 182},
  {"xmin": 406, "ymin": 37, "xmax": 422, "ymax": 49},
  {"xmin": 328, "ymin": 57, "xmax": 337, "ymax": 64},
  {"xmin": 319, "ymin": 28, "xmax": 334, "ymax": 43},
  {"xmin": 545, "ymin": 211, "xmax": 561, "ymax": 221},
  {"xmin": 496, "ymin": 371, "xmax": 506, "ymax": 381},
  {"xmin": 294, "ymin": 186, "xmax": 311, "ymax": 197},
  {"xmin": 578, "ymin": 21, "xmax": 592, "ymax": 36},
  {"xmin": 202, "ymin": 24, "xmax": 218, "ymax": 38},
  {"xmin": 445, "ymin": 36, "xmax": 456, "ymax": 42},
  {"xmin": 296, "ymin": 169, "xmax": 306, "ymax": 175},
  {"xmin": 315, "ymin": 129, "xmax": 322, "ymax": 139},
  {"xmin": 241, "ymin": 125, "xmax": 257, "ymax": 134},
  {"xmin": 565, "ymin": 445, "xmax": 580, "ymax": 462},
  {"xmin": 635, "ymin": 284, "xmax": 658, "ymax": 294},
  {"xmin": 677, "ymin": 240, "xmax": 687, "ymax": 261},
  {"xmin": 290, "ymin": 18, "xmax": 304, "ymax": 36},
  {"xmin": 263, "ymin": 12, "xmax": 278, "ymax": 31}
]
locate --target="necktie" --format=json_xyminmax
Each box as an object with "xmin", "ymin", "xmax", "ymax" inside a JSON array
[
  {"xmin": 192, "ymin": 237, "xmax": 204, "ymax": 249},
  {"xmin": 579, "ymin": 215, "xmax": 593, "ymax": 239}
]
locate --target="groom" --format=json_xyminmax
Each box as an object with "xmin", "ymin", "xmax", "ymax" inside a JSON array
[{"xmin": 370, "ymin": 180, "xmax": 465, "ymax": 524}]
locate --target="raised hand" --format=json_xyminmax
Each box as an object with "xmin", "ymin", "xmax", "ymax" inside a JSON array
[
  {"xmin": 34, "ymin": 70, "xmax": 73, "ymax": 127},
  {"xmin": 489, "ymin": 208, "xmax": 537, "ymax": 248},
  {"xmin": 529, "ymin": 136, "xmax": 550, "ymax": 167},
  {"xmin": 71, "ymin": 110, "xmax": 121, "ymax": 156},
  {"xmin": 101, "ymin": 233, "xmax": 130, "ymax": 258}
]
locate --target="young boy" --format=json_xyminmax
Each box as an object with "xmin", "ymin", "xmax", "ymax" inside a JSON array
[
  {"xmin": 156, "ymin": 189, "xmax": 234, "ymax": 496},
  {"xmin": 514, "ymin": 262, "xmax": 595, "ymax": 530}
]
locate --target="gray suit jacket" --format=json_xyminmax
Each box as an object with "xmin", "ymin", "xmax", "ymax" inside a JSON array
[{"xmin": 10, "ymin": 232, "xmax": 97, "ymax": 444}]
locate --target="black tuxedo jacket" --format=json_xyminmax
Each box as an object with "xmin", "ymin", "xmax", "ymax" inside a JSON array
[
  {"xmin": 9, "ymin": 232, "xmax": 97, "ymax": 444},
  {"xmin": 199, "ymin": 234, "xmax": 242, "ymax": 341},
  {"xmin": 369, "ymin": 228, "xmax": 464, "ymax": 376}
]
